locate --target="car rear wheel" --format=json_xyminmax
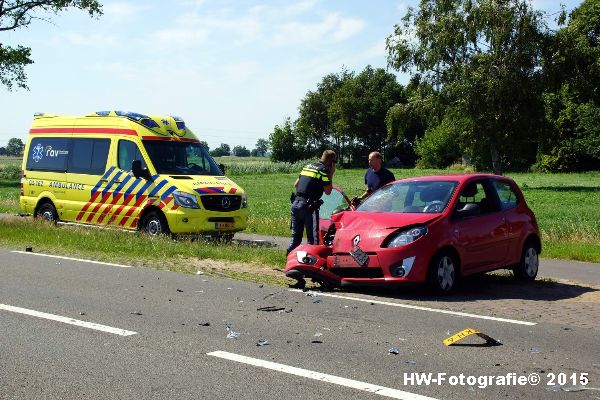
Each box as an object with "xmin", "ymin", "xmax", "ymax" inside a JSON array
[
  {"xmin": 427, "ymin": 251, "xmax": 457, "ymax": 294},
  {"xmin": 513, "ymin": 242, "xmax": 538, "ymax": 281},
  {"xmin": 142, "ymin": 211, "xmax": 169, "ymax": 237},
  {"xmin": 36, "ymin": 202, "xmax": 58, "ymax": 224}
]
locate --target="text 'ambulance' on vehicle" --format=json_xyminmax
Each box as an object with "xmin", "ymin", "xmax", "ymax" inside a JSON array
[{"xmin": 20, "ymin": 111, "xmax": 248, "ymax": 237}]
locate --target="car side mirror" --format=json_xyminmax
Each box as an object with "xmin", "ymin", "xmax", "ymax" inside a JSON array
[
  {"xmin": 132, "ymin": 160, "xmax": 152, "ymax": 180},
  {"xmin": 456, "ymin": 203, "xmax": 480, "ymax": 218},
  {"xmin": 219, "ymin": 163, "xmax": 226, "ymax": 174}
]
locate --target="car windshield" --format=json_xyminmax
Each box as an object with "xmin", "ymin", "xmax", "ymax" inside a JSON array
[
  {"xmin": 358, "ymin": 180, "xmax": 458, "ymax": 213},
  {"xmin": 142, "ymin": 140, "xmax": 222, "ymax": 175}
]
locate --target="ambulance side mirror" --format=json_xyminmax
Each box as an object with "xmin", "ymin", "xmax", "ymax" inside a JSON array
[{"xmin": 132, "ymin": 160, "xmax": 151, "ymax": 180}]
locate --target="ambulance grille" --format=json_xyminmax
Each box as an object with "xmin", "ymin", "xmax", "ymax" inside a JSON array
[{"xmin": 200, "ymin": 195, "xmax": 241, "ymax": 211}]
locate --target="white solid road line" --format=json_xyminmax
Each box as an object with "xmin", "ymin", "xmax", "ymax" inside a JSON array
[
  {"xmin": 290, "ymin": 289, "xmax": 536, "ymax": 326},
  {"xmin": 11, "ymin": 250, "xmax": 133, "ymax": 268},
  {"xmin": 0, "ymin": 304, "xmax": 137, "ymax": 336},
  {"xmin": 208, "ymin": 351, "xmax": 439, "ymax": 400}
]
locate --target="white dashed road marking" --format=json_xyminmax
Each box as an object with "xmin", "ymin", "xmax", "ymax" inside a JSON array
[
  {"xmin": 11, "ymin": 250, "xmax": 133, "ymax": 268},
  {"xmin": 0, "ymin": 304, "xmax": 137, "ymax": 336},
  {"xmin": 208, "ymin": 351, "xmax": 439, "ymax": 400},
  {"xmin": 290, "ymin": 289, "xmax": 536, "ymax": 326}
]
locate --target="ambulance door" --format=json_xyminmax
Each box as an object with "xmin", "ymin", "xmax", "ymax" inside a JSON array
[
  {"xmin": 65, "ymin": 137, "xmax": 114, "ymax": 224},
  {"xmin": 108, "ymin": 139, "xmax": 149, "ymax": 229}
]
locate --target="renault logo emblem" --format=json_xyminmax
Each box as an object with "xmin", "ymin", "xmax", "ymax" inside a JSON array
[
  {"xmin": 221, "ymin": 197, "xmax": 231, "ymax": 209},
  {"xmin": 353, "ymin": 235, "xmax": 360, "ymax": 246}
]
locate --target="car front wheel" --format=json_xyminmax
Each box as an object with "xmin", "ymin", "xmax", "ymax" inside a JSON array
[
  {"xmin": 427, "ymin": 251, "xmax": 457, "ymax": 294},
  {"xmin": 513, "ymin": 242, "xmax": 538, "ymax": 281},
  {"xmin": 142, "ymin": 211, "xmax": 169, "ymax": 237}
]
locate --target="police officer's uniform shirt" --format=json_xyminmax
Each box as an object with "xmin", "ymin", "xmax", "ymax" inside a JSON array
[
  {"xmin": 365, "ymin": 167, "xmax": 395, "ymax": 192},
  {"xmin": 296, "ymin": 162, "xmax": 331, "ymax": 200}
]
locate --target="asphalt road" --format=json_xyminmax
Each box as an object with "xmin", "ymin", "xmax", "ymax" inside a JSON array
[{"xmin": 1, "ymin": 247, "xmax": 599, "ymax": 400}]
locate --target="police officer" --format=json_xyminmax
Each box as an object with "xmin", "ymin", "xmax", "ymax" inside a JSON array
[
  {"xmin": 351, "ymin": 151, "xmax": 395, "ymax": 206},
  {"xmin": 286, "ymin": 150, "xmax": 337, "ymax": 254}
]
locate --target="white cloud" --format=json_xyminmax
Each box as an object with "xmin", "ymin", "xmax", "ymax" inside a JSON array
[
  {"xmin": 151, "ymin": 28, "xmax": 209, "ymax": 47},
  {"xmin": 89, "ymin": 62, "xmax": 137, "ymax": 79},
  {"xmin": 103, "ymin": 2, "xmax": 143, "ymax": 20},
  {"xmin": 60, "ymin": 32, "xmax": 119, "ymax": 47},
  {"xmin": 333, "ymin": 18, "xmax": 366, "ymax": 42}
]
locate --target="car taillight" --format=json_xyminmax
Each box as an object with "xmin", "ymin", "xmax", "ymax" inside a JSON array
[{"xmin": 19, "ymin": 170, "xmax": 24, "ymax": 196}]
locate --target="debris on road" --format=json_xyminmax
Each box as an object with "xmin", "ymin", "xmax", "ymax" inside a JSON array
[
  {"xmin": 256, "ymin": 340, "xmax": 269, "ymax": 346},
  {"xmin": 405, "ymin": 360, "xmax": 417, "ymax": 365},
  {"xmin": 79, "ymin": 312, "xmax": 86, "ymax": 316},
  {"xmin": 256, "ymin": 306, "xmax": 286, "ymax": 312},
  {"xmin": 528, "ymin": 347, "xmax": 540, "ymax": 354},
  {"xmin": 226, "ymin": 326, "xmax": 240, "ymax": 339},
  {"xmin": 25, "ymin": 246, "xmax": 32, "ymax": 252},
  {"xmin": 177, "ymin": 289, "xmax": 184, "ymax": 292},
  {"xmin": 196, "ymin": 271, "xmax": 204, "ymax": 275},
  {"xmin": 389, "ymin": 347, "xmax": 399, "ymax": 355},
  {"xmin": 443, "ymin": 327, "xmax": 502, "ymax": 346},
  {"xmin": 130, "ymin": 311, "xmax": 143, "ymax": 315},
  {"xmin": 199, "ymin": 322, "xmax": 210, "ymax": 326},
  {"xmin": 311, "ymin": 340, "xmax": 323, "ymax": 344}
]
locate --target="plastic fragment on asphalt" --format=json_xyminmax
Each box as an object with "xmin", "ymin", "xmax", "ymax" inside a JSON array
[
  {"xmin": 389, "ymin": 347, "xmax": 399, "ymax": 355},
  {"xmin": 529, "ymin": 347, "xmax": 540, "ymax": 354},
  {"xmin": 257, "ymin": 306, "xmax": 286, "ymax": 312},
  {"xmin": 199, "ymin": 322, "xmax": 210, "ymax": 326},
  {"xmin": 130, "ymin": 311, "xmax": 143, "ymax": 315},
  {"xmin": 257, "ymin": 340, "xmax": 269, "ymax": 346},
  {"xmin": 226, "ymin": 326, "xmax": 240, "ymax": 339},
  {"xmin": 177, "ymin": 289, "xmax": 183, "ymax": 292},
  {"xmin": 314, "ymin": 332, "xmax": 323, "ymax": 337},
  {"xmin": 196, "ymin": 271, "xmax": 204, "ymax": 275},
  {"xmin": 443, "ymin": 327, "xmax": 502, "ymax": 346},
  {"xmin": 25, "ymin": 246, "xmax": 32, "ymax": 252},
  {"xmin": 405, "ymin": 360, "xmax": 417, "ymax": 365},
  {"xmin": 311, "ymin": 340, "xmax": 322, "ymax": 344},
  {"xmin": 79, "ymin": 312, "xmax": 86, "ymax": 316},
  {"xmin": 313, "ymin": 299, "xmax": 322, "ymax": 304}
]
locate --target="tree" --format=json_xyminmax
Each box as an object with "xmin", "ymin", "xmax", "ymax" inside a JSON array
[
  {"xmin": 0, "ymin": 146, "xmax": 6, "ymax": 156},
  {"xmin": 296, "ymin": 69, "xmax": 353, "ymax": 158},
  {"xmin": 0, "ymin": 1, "xmax": 103, "ymax": 90},
  {"xmin": 254, "ymin": 138, "xmax": 268, "ymax": 157},
  {"xmin": 232, "ymin": 145, "xmax": 250, "ymax": 157},
  {"xmin": 6, "ymin": 137, "xmax": 23, "ymax": 156},
  {"xmin": 269, "ymin": 118, "xmax": 299, "ymax": 162},
  {"xmin": 328, "ymin": 66, "xmax": 404, "ymax": 164},
  {"xmin": 198, "ymin": 140, "xmax": 209, "ymax": 151},
  {"xmin": 386, "ymin": 0, "xmax": 548, "ymax": 173},
  {"xmin": 538, "ymin": 0, "xmax": 600, "ymax": 171},
  {"xmin": 210, "ymin": 143, "xmax": 230, "ymax": 157}
]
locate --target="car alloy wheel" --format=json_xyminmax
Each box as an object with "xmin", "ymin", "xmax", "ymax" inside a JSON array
[
  {"xmin": 437, "ymin": 255, "xmax": 455, "ymax": 292},
  {"xmin": 514, "ymin": 242, "xmax": 538, "ymax": 281}
]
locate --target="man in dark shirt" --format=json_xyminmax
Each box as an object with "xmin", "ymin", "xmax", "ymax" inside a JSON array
[
  {"xmin": 286, "ymin": 150, "xmax": 337, "ymax": 254},
  {"xmin": 352, "ymin": 151, "xmax": 395, "ymax": 206}
]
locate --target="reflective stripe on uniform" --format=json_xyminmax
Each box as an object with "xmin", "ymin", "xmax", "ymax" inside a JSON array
[{"xmin": 300, "ymin": 168, "xmax": 330, "ymax": 182}]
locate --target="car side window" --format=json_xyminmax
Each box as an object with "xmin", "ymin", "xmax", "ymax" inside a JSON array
[
  {"xmin": 494, "ymin": 180, "xmax": 519, "ymax": 210},
  {"xmin": 26, "ymin": 137, "xmax": 70, "ymax": 172},
  {"xmin": 118, "ymin": 140, "xmax": 146, "ymax": 170},
  {"xmin": 457, "ymin": 180, "xmax": 501, "ymax": 214},
  {"xmin": 68, "ymin": 138, "xmax": 110, "ymax": 175}
]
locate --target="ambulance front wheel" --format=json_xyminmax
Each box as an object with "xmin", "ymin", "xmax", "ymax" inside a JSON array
[
  {"xmin": 142, "ymin": 210, "xmax": 170, "ymax": 237},
  {"xmin": 36, "ymin": 202, "xmax": 58, "ymax": 224}
]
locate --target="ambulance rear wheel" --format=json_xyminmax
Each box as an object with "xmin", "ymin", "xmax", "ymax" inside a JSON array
[
  {"xmin": 36, "ymin": 202, "xmax": 58, "ymax": 224},
  {"xmin": 142, "ymin": 211, "xmax": 169, "ymax": 237}
]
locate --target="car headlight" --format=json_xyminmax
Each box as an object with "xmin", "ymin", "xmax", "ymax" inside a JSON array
[
  {"xmin": 241, "ymin": 192, "xmax": 248, "ymax": 208},
  {"xmin": 385, "ymin": 226, "xmax": 428, "ymax": 248},
  {"xmin": 172, "ymin": 191, "xmax": 200, "ymax": 209}
]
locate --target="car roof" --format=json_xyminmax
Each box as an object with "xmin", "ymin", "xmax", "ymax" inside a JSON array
[{"xmin": 395, "ymin": 173, "xmax": 512, "ymax": 183}]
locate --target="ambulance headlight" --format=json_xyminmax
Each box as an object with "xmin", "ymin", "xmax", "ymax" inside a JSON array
[
  {"xmin": 241, "ymin": 192, "xmax": 248, "ymax": 208},
  {"xmin": 173, "ymin": 191, "xmax": 200, "ymax": 209}
]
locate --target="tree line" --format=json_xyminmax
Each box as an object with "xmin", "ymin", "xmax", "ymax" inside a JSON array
[{"xmin": 268, "ymin": 0, "xmax": 599, "ymax": 173}]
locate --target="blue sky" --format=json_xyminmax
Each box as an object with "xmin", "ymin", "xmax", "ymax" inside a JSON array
[{"xmin": 0, "ymin": 0, "xmax": 581, "ymax": 150}]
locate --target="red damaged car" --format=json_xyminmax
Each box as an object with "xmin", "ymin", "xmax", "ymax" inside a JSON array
[{"xmin": 285, "ymin": 174, "xmax": 541, "ymax": 294}]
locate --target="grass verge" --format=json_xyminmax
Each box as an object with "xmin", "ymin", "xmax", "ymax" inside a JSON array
[{"xmin": 0, "ymin": 216, "xmax": 290, "ymax": 285}]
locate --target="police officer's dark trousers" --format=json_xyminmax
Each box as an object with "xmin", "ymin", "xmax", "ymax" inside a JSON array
[{"xmin": 286, "ymin": 197, "xmax": 319, "ymax": 254}]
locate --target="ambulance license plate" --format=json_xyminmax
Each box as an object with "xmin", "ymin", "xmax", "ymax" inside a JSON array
[
  {"xmin": 350, "ymin": 246, "xmax": 369, "ymax": 267},
  {"xmin": 214, "ymin": 222, "xmax": 234, "ymax": 229}
]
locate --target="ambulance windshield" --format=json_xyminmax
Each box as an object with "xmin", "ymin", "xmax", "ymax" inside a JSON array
[{"xmin": 143, "ymin": 140, "xmax": 223, "ymax": 176}]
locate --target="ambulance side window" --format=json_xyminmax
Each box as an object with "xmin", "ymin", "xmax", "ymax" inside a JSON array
[
  {"xmin": 68, "ymin": 138, "xmax": 110, "ymax": 175},
  {"xmin": 118, "ymin": 140, "xmax": 146, "ymax": 170},
  {"xmin": 26, "ymin": 137, "xmax": 70, "ymax": 172}
]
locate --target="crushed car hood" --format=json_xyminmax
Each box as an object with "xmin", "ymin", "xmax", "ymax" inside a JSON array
[{"xmin": 331, "ymin": 211, "xmax": 439, "ymax": 252}]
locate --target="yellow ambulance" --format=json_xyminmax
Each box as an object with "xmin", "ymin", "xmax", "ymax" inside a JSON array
[{"xmin": 20, "ymin": 111, "xmax": 248, "ymax": 237}]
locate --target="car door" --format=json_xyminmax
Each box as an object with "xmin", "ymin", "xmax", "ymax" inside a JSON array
[
  {"xmin": 319, "ymin": 185, "xmax": 352, "ymax": 240},
  {"xmin": 452, "ymin": 179, "xmax": 509, "ymax": 273}
]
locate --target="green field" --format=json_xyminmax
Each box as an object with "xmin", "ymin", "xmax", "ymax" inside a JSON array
[{"xmin": 0, "ymin": 160, "xmax": 599, "ymax": 262}]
